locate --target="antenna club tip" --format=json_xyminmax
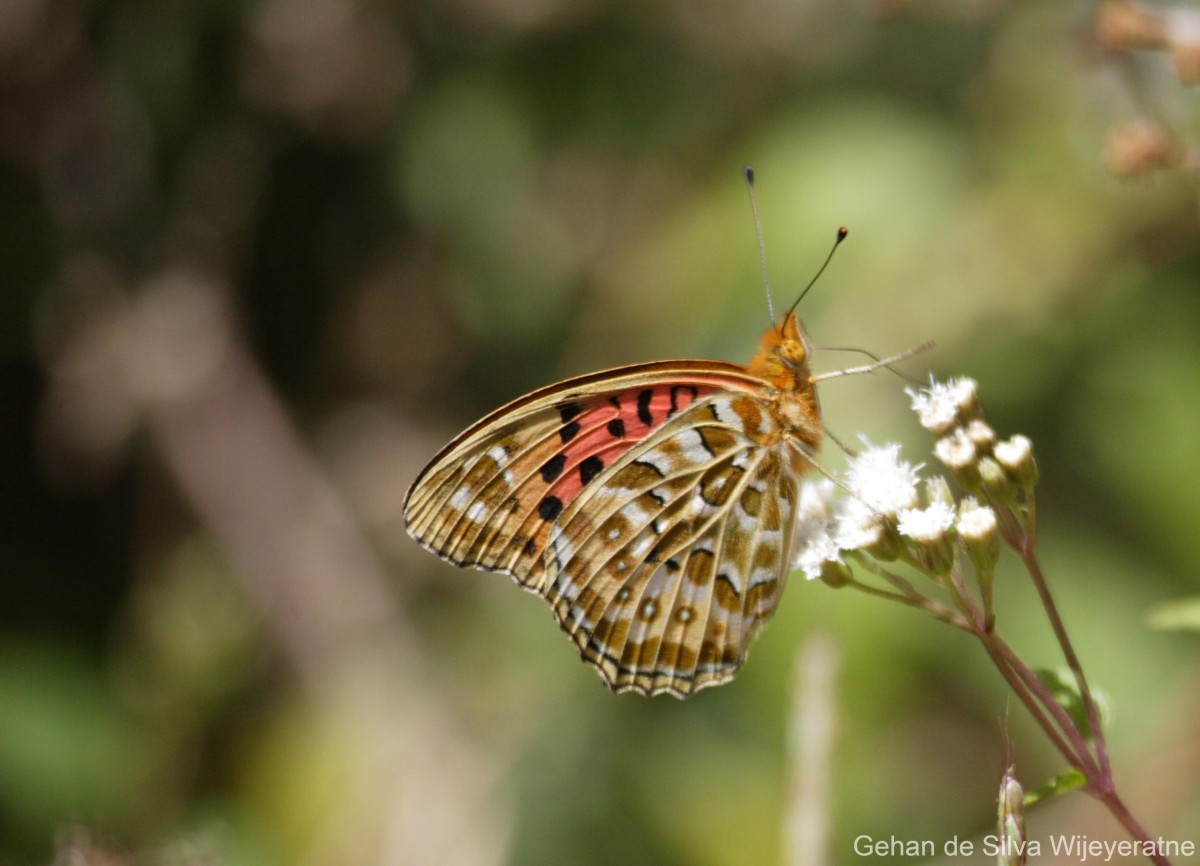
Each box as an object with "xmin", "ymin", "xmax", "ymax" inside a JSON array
[
  {"xmin": 837, "ymin": 226, "xmax": 849, "ymax": 242},
  {"xmin": 743, "ymin": 165, "xmax": 755, "ymax": 184}
]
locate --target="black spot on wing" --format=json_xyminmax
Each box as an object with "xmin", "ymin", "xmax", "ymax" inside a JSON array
[
  {"xmin": 633, "ymin": 458, "xmax": 666, "ymax": 477},
  {"xmin": 541, "ymin": 454, "xmax": 567, "ymax": 483},
  {"xmin": 538, "ymin": 496, "xmax": 564, "ymax": 521},
  {"xmin": 716, "ymin": 572, "xmax": 738, "ymax": 593},
  {"xmin": 579, "ymin": 455, "xmax": 604, "ymax": 485},
  {"xmin": 607, "ymin": 418, "xmax": 625, "ymax": 437},
  {"xmin": 559, "ymin": 402, "xmax": 583, "ymax": 424},
  {"xmin": 637, "ymin": 389, "xmax": 654, "ymax": 426},
  {"xmin": 669, "ymin": 385, "xmax": 699, "ymax": 417},
  {"xmin": 560, "ymin": 421, "xmax": 581, "ymax": 443}
]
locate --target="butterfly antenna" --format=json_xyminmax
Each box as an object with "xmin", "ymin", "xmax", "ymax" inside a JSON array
[
  {"xmin": 784, "ymin": 226, "xmax": 849, "ymax": 321},
  {"xmin": 818, "ymin": 345, "xmax": 924, "ymax": 386},
  {"xmin": 744, "ymin": 166, "xmax": 777, "ymax": 326}
]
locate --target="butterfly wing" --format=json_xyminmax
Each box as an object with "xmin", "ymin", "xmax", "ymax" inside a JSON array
[
  {"xmin": 404, "ymin": 361, "xmax": 812, "ymax": 697},
  {"xmin": 542, "ymin": 392, "xmax": 809, "ymax": 696}
]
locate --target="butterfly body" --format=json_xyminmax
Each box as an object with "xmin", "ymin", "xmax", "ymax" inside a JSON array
[{"xmin": 404, "ymin": 313, "xmax": 822, "ymax": 697}]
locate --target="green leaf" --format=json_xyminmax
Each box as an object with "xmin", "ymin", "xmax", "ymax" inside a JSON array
[
  {"xmin": 1034, "ymin": 668, "xmax": 1112, "ymax": 740},
  {"xmin": 1146, "ymin": 596, "xmax": 1200, "ymax": 632},
  {"xmin": 1022, "ymin": 769, "xmax": 1087, "ymax": 807}
]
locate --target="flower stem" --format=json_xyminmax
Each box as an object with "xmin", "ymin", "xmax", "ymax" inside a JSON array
[{"xmin": 1019, "ymin": 545, "xmax": 1112, "ymax": 788}]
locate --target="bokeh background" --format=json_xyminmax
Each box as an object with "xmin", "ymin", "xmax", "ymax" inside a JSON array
[{"xmin": 3, "ymin": 0, "xmax": 1200, "ymax": 864}]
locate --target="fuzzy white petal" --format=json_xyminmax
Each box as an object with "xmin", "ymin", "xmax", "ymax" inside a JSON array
[
  {"xmin": 897, "ymin": 501, "xmax": 956, "ymax": 543},
  {"xmin": 845, "ymin": 442, "xmax": 921, "ymax": 516}
]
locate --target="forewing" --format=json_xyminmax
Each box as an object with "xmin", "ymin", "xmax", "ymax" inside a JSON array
[{"xmin": 403, "ymin": 362, "xmax": 766, "ymax": 593}]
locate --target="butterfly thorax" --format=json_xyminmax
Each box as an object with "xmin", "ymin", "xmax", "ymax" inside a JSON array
[{"xmin": 744, "ymin": 313, "xmax": 822, "ymax": 450}]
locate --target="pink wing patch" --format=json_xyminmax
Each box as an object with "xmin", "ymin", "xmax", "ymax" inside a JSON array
[{"xmin": 535, "ymin": 384, "xmax": 714, "ymax": 521}]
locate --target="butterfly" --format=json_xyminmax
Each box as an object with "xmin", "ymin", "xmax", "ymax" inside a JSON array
[{"xmin": 401, "ymin": 199, "xmax": 913, "ymax": 698}]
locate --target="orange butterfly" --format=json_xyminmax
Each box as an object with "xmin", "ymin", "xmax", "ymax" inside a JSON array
[
  {"xmin": 405, "ymin": 182, "xmax": 911, "ymax": 697},
  {"xmin": 405, "ymin": 309, "xmax": 823, "ymax": 697}
]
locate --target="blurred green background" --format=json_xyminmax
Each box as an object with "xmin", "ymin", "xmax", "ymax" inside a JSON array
[{"xmin": 2, "ymin": 0, "xmax": 1199, "ymax": 864}]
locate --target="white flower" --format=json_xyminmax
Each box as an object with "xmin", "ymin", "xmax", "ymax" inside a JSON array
[
  {"xmin": 924, "ymin": 476, "xmax": 954, "ymax": 508},
  {"xmin": 897, "ymin": 501, "xmax": 956, "ymax": 543},
  {"xmin": 993, "ymin": 433, "xmax": 1038, "ymax": 487},
  {"xmin": 908, "ymin": 377, "xmax": 978, "ymax": 434},
  {"xmin": 795, "ymin": 532, "xmax": 844, "ymax": 581},
  {"xmin": 965, "ymin": 419, "xmax": 996, "ymax": 450},
  {"xmin": 832, "ymin": 497, "xmax": 884, "ymax": 551},
  {"xmin": 934, "ymin": 427, "xmax": 976, "ymax": 471},
  {"xmin": 796, "ymin": 479, "xmax": 835, "ymax": 529},
  {"xmin": 844, "ymin": 442, "xmax": 921, "ymax": 517},
  {"xmin": 993, "ymin": 434, "xmax": 1032, "ymax": 470},
  {"xmin": 792, "ymin": 480, "xmax": 841, "ymax": 580},
  {"xmin": 956, "ymin": 497, "xmax": 997, "ymax": 541},
  {"xmin": 957, "ymin": 496, "xmax": 1000, "ymax": 573}
]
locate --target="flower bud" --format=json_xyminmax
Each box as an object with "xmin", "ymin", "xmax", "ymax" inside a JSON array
[
  {"xmin": 965, "ymin": 418, "xmax": 996, "ymax": 452},
  {"xmin": 994, "ymin": 434, "xmax": 1039, "ymax": 488},
  {"xmin": 949, "ymin": 377, "xmax": 981, "ymax": 421},
  {"xmin": 818, "ymin": 558, "xmax": 853, "ymax": 588},
  {"xmin": 997, "ymin": 768, "xmax": 1027, "ymax": 866},
  {"xmin": 957, "ymin": 497, "xmax": 1000, "ymax": 576},
  {"xmin": 978, "ymin": 456, "xmax": 1018, "ymax": 506},
  {"xmin": 934, "ymin": 429, "xmax": 980, "ymax": 491}
]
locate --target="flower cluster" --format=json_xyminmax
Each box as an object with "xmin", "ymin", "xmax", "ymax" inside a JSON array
[
  {"xmin": 793, "ymin": 377, "xmax": 1036, "ymax": 594},
  {"xmin": 795, "ymin": 375, "xmax": 1164, "ymax": 860}
]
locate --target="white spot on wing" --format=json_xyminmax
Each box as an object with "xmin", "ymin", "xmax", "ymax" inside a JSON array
[
  {"xmin": 709, "ymin": 398, "xmax": 737, "ymax": 426},
  {"xmin": 552, "ymin": 533, "xmax": 575, "ymax": 568},
  {"xmin": 733, "ymin": 506, "xmax": 758, "ymax": 533},
  {"xmin": 630, "ymin": 532, "xmax": 654, "ymax": 560},
  {"xmin": 449, "ymin": 487, "xmax": 472, "ymax": 510},
  {"xmin": 677, "ymin": 429, "xmax": 715, "ymax": 464},
  {"xmin": 639, "ymin": 451, "xmax": 673, "ymax": 476},
  {"xmin": 747, "ymin": 562, "xmax": 779, "ymax": 589},
  {"xmin": 570, "ymin": 604, "xmax": 592, "ymax": 630},
  {"xmin": 620, "ymin": 501, "xmax": 650, "ymax": 527}
]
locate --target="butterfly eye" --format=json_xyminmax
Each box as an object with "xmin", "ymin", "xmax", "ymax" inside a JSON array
[{"xmin": 776, "ymin": 340, "xmax": 808, "ymax": 371}]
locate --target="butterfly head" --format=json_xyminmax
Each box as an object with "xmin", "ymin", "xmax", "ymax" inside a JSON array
[{"xmin": 747, "ymin": 311, "xmax": 814, "ymax": 391}]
